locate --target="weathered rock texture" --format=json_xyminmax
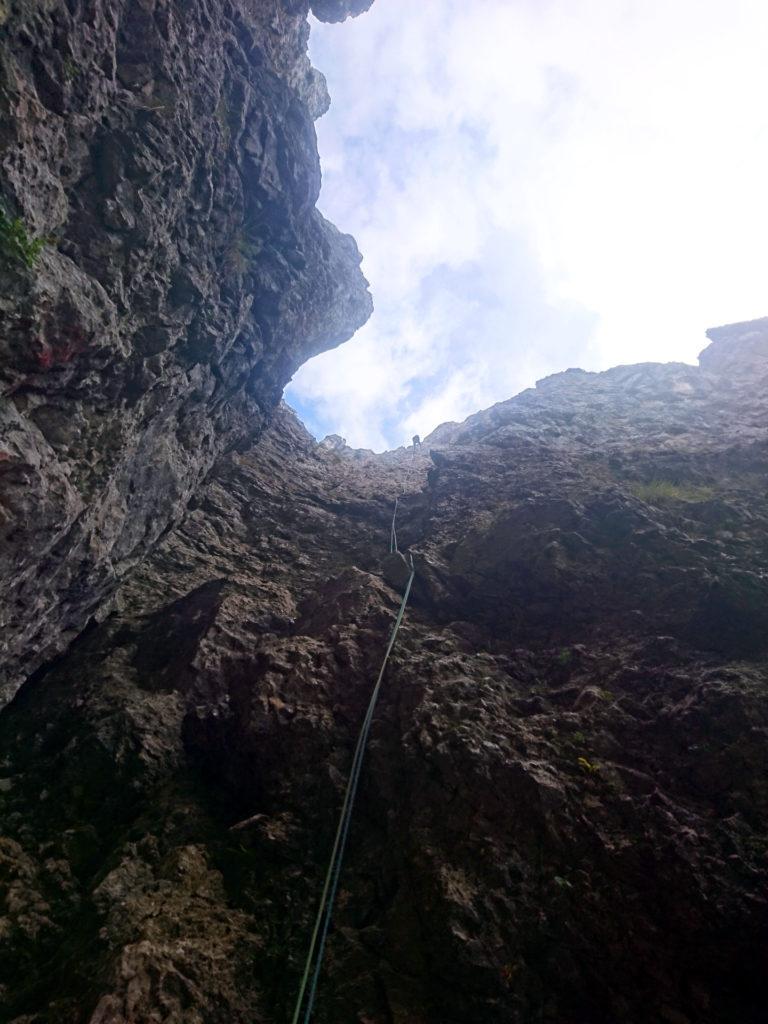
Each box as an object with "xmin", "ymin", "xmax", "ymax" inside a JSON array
[
  {"xmin": 0, "ymin": 0, "xmax": 372, "ymax": 703},
  {"xmin": 2, "ymin": 2, "xmax": 768, "ymax": 1021},
  {"xmin": 1, "ymin": 314, "xmax": 768, "ymax": 1023}
]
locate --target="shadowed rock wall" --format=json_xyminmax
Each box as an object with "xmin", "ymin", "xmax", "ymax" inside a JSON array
[
  {"xmin": 1, "ymin": 317, "xmax": 767, "ymax": 1023},
  {"xmin": 0, "ymin": 0, "xmax": 372, "ymax": 703}
]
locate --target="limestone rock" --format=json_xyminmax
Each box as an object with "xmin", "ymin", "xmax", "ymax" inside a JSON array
[
  {"xmin": 1, "ymin": 321, "xmax": 767, "ymax": 1022},
  {"xmin": 1, "ymin": 1, "xmax": 767, "ymax": 1021},
  {"xmin": 311, "ymin": 0, "xmax": 376, "ymax": 23},
  {"xmin": 0, "ymin": 0, "xmax": 372, "ymax": 703}
]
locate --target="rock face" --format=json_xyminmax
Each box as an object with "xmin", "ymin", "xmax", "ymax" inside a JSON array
[
  {"xmin": 0, "ymin": 0, "xmax": 372, "ymax": 703},
  {"xmin": 310, "ymin": 0, "xmax": 376, "ymax": 21},
  {"xmin": 1, "ymin": 312, "xmax": 768, "ymax": 1023},
  {"xmin": 2, "ymin": 4, "xmax": 768, "ymax": 1023}
]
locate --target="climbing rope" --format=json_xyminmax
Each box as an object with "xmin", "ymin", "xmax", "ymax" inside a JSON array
[
  {"xmin": 389, "ymin": 495, "xmax": 399, "ymax": 553},
  {"xmin": 290, "ymin": 502, "xmax": 415, "ymax": 1024}
]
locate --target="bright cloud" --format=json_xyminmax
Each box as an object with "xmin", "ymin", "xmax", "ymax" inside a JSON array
[{"xmin": 286, "ymin": 0, "xmax": 768, "ymax": 450}]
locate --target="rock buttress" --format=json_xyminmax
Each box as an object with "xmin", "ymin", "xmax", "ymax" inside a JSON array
[{"xmin": 0, "ymin": 0, "xmax": 373, "ymax": 703}]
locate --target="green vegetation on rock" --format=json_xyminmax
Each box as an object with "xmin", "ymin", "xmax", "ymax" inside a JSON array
[
  {"xmin": 0, "ymin": 205, "xmax": 47, "ymax": 269},
  {"xmin": 629, "ymin": 479, "xmax": 715, "ymax": 504}
]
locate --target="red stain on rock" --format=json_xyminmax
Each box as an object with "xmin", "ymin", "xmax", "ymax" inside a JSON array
[{"xmin": 35, "ymin": 327, "xmax": 89, "ymax": 371}]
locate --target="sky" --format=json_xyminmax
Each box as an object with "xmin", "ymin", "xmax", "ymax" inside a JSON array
[{"xmin": 285, "ymin": 0, "xmax": 768, "ymax": 451}]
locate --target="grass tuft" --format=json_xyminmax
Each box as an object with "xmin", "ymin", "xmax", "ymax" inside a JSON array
[{"xmin": 0, "ymin": 205, "xmax": 48, "ymax": 270}]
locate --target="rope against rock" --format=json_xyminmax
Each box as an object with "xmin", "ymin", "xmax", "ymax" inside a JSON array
[
  {"xmin": 291, "ymin": 502, "xmax": 415, "ymax": 1024},
  {"xmin": 390, "ymin": 495, "xmax": 399, "ymax": 553}
]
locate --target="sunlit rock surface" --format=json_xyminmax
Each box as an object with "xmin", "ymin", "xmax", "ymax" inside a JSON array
[{"xmin": 1, "ymin": 312, "xmax": 767, "ymax": 1022}]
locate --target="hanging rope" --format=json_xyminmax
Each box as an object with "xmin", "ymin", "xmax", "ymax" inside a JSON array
[
  {"xmin": 290, "ymin": 503, "xmax": 415, "ymax": 1024},
  {"xmin": 389, "ymin": 495, "xmax": 399, "ymax": 553}
]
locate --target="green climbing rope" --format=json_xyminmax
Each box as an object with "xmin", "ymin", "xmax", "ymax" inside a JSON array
[
  {"xmin": 290, "ymin": 506, "xmax": 415, "ymax": 1024},
  {"xmin": 390, "ymin": 495, "xmax": 399, "ymax": 553}
]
